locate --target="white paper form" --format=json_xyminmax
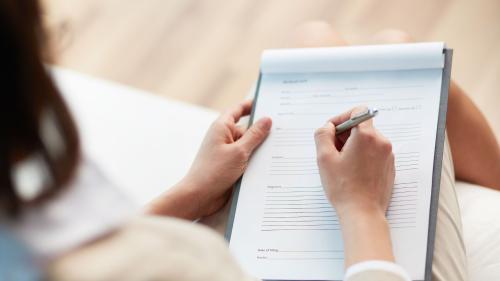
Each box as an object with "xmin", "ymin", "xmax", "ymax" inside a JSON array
[{"xmin": 229, "ymin": 43, "xmax": 445, "ymax": 280}]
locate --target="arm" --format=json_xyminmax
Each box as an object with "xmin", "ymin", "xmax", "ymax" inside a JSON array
[
  {"xmin": 145, "ymin": 180, "xmax": 205, "ymax": 220},
  {"xmin": 315, "ymin": 107, "xmax": 409, "ymax": 280},
  {"xmin": 314, "ymin": 107, "xmax": 395, "ymax": 266},
  {"xmin": 145, "ymin": 100, "xmax": 272, "ymax": 220},
  {"xmin": 338, "ymin": 208, "xmax": 394, "ymax": 267}
]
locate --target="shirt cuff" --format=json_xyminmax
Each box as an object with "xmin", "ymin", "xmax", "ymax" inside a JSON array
[{"xmin": 345, "ymin": 260, "xmax": 411, "ymax": 281}]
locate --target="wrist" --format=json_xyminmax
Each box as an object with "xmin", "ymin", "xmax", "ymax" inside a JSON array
[
  {"xmin": 338, "ymin": 206, "xmax": 388, "ymax": 229},
  {"xmin": 145, "ymin": 179, "xmax": 203, "ymax": 220},
  {"xmin": 336, "ymin": 203, "xmax": 394, "ymax": 267},
  {"xmin": 335, "ymin": 201, "xmax": 387, "ymax": 225},
  {"xmin": 171, "ymin": 178, "xmax": 205, "ymax": 219}
]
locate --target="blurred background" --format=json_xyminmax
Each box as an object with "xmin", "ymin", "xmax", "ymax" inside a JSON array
[{"xmin": 42, "ymin": 0, "xmax": 499, "ymax": 136}]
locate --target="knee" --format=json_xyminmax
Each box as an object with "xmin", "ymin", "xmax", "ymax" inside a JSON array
[
  {"xmin": 371, "ymin": 29, "xmax": 413, "ymax": 44},
  {"xmin": 289, "ymin": 20, "xmax": 347, "ymax": 48}
]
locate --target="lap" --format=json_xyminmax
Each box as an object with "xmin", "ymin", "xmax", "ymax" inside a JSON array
[{"xmin": 432, "ymin": 134, "xmax": 467, "ymax": 280}]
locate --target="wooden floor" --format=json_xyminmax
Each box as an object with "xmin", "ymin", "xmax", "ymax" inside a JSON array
[{"xmin": 43, "ymin": 0, "xmax": 500, "ymax": 136}]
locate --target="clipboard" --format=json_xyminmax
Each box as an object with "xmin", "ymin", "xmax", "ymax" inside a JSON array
[{"xmin": 225, "ymin": 48, "xmax": 453, "ymax": 281}]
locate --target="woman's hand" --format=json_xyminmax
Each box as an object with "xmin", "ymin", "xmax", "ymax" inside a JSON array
[
  {"xmin": 315, "ymin": 106, "xmax": 395, "ymax": 217},
  {"xmin": 182, "ymin": 100, "xmax": 272, "ymax": 217},
  {"xmin": 314, "ymin": 106, "xmax": 396, "ymax": 267},
  {"xmin": 146, "ymin": 100, "xmax": 272, "ymax": 219}
]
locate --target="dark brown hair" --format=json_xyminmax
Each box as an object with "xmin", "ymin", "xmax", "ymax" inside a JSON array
[{"xmin": 0, "ymin": 0, "xmax": 80, "ymax": 216}]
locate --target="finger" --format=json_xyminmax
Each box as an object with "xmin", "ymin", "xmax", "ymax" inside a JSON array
[
  {"xmin": 224, "ymin": 100, "xmax": 253, "ymax": 123},
  {"xmin": 374, "ymin": 128, "xmax": 390, "ymax": 143},
  {"xmin": 328, "ymin": 106, "xmax": 370, "ymax": 148},
  {"xmin": 329, "ymin": 105, "xmax": 373, "ymax": 127},
  {"xmin": 314, "ymin": 121, "xmax": 339, "ymax": 159},
  {"xmin": 237, "ymin": 117, "xmax": 272, "ymax": 153},
  {"xmin": 350, "ymin": 106, "xmax": 374, "ymax": 131},
  {"xmin": 233, "ymin": 125, "xmax": 246, "ymax": 140},
  {"xmin": 329, "ymin": 109, "xmax": 355, "ymax": 126}
]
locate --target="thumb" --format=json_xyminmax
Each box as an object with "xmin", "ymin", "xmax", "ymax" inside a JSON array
[
  {"xmin": 238, "ymin": 117, "xmax": 272, "ymax": 153},
  {"xmin": 314, "ymin": 121, "xmax": 339, "ymax": 160}
]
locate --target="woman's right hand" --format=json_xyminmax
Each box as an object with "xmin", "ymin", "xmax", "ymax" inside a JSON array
[
  {"xmin": 314, "ymin": 106, "xmax": 395, "ymax": 218},
  {"xmin": 314, "ymin": 106, "xmax": 396, "ymax": 267}
]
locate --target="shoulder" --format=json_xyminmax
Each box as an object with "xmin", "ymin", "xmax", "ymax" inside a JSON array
[{"xmin": 50, "ymin": 216, "xmax": 257, "ymax": 281}]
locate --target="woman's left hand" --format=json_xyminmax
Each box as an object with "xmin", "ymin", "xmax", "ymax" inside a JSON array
[
  {"xmin": 147, "ymin": 100, "xmax": 272, "ymax": 219},
  {"xmin": 183, "ymin": 100, "xmax": 272, "ymax": 217}
]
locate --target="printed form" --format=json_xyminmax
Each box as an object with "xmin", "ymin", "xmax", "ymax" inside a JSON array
[{"xmin": 229, "ymin": 43, "xmax": 445, "ymax": 280}]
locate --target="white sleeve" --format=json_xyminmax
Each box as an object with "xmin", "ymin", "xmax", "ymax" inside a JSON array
[{"xmin": 344, "ymin": 260, "xmax": 411, "ymax": 281}]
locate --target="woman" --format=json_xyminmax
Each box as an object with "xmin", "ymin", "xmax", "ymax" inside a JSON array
[{"xmin": 2, "ymin": 2, "xmax": 500, "ymax": 281}]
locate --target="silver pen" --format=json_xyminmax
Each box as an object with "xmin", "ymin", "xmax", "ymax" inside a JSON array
[{"xmin": 335, "ymin": 108, "xmax": 378, "ymax": 135}]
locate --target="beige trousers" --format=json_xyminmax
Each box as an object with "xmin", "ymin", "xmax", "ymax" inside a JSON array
[
  {"xmin": 431, "ymin": 136, "xmax": 468, "ymax": 280},
  {"xmin": 50, "ymin": 137, "xmax": 467, "ymax": 281}
]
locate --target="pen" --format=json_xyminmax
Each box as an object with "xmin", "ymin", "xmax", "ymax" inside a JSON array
[{"xmin": 335, "ymin": 108, "xmax": 378, "ymax": 135}]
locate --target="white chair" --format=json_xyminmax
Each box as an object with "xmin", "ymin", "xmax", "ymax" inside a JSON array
[{"xmin": 53, "ymin": 67, "xmax": 500, "ymax": 281}]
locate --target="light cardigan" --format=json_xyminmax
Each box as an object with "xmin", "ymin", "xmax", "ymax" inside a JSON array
[{"xmin": 10, "ymin": 158, "xmax": 411, "ymax": 281}]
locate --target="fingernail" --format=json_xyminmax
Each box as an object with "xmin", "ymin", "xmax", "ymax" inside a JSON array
[
  {"xmin": 257, "ymin": 117, "xmax": 272, "ymax": 130},
  {"xmin": 324, "ymin": 121, "xmax": 334, "ymax": 128}
]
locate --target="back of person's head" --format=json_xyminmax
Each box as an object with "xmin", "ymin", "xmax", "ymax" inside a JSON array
[{"xmin": 0, "ymin": 0, "xmax": 79, "ymax": 217}]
